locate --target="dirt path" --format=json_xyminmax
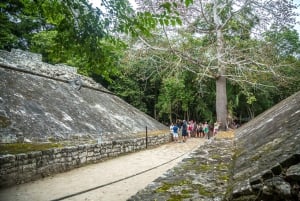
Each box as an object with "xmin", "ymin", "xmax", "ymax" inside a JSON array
[{"xmin": 0, "ymin": 138, "xmax": 206, "ymax": 201}]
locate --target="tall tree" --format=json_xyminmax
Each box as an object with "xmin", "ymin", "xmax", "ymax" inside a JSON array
[
  {"xmin": 0, "ymin": 0, "xmax": 137, "ymax": 81},
  {"xmin": 133, "ymin": 0, "xmax": 298, "ymax": 129}
]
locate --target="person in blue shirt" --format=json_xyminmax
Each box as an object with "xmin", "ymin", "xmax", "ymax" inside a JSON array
[{"xmin": 172, "ymin": 123, "xmax": 179, "ymax": 142}]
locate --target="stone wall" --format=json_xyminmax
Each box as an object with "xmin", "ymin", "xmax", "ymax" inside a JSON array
[
  {"xmin": 0, "ymin": 49, "xmax": 168, "ymax": 142},
  {"xmin": 229, "ymin": 91, "xmax": 300, "ymax": 201},
  {"xmin": 0, "ymin": 133, "xmax": 170, "ymax": 188},
  {"xmin": 0, "ymin": 49, "xmax": 104, "ymax": 91}
]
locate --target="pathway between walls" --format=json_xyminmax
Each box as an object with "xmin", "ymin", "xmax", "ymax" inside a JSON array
[{"xmin": 0, "ymin": 138, "xmax": 206, "ymax": 201}]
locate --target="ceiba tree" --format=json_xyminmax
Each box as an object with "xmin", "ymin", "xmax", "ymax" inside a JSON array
[{"xmin": 133, "ymin": 0, "xmax": 298, "ymax": 129}]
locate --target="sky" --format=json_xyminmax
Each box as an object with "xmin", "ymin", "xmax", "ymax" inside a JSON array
[
  {"xmin": 295, "ymin": 0, "xmax": 300, "ymax": 34},
  {"xmin": 88, "ymin": 0, "xmax": 300, "ymax": 34},
  {"xmin": 88, "ymin": 0, "xmax": 137, "ymax": 9}
]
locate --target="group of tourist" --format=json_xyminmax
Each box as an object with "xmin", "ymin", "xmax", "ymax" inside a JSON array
[{"xmin": 169, "ymin": 120, "xmax": 220, "ymax": 142}]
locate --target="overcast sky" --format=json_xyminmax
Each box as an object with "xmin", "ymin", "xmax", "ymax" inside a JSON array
[
  {"xmin": 88, "ymin": 0, "xmax": 137, "ymax": 9},
  {"xmin": 295, "ymin": 0, "xmax": 300, "ymax": 34},
  {"xmin": 88, "ymin": 0, "xmax": 300, "ymax": 34}
]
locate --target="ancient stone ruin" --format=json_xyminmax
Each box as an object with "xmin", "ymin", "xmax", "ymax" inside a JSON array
[
  {"xmin": 1, "ymin": 49, "xmax": 299, "ymax": 200},
  {"xmin": 129, "ymin": 91, "xmax": 300, "ymax": 201},
  {"xmin": 0, "ymin": 49, "xmax": 167, "ymax": 143},
  {"xmin": 231, "ymin": 91, "xmax": 300, "ymax": 200},
  {"xmin": 0, "ymin": 49, "xmax": 170, "ymax": 187}
]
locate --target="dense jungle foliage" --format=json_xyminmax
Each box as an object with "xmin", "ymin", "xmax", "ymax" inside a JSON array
[{"xmin": 1, "ymin": 0, "xmax": 299, "ymax": 126}]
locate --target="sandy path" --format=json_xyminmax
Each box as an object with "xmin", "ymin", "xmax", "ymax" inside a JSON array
[{"xmin": 0, "ymin": 138, "xmax": 205, "ymax": 201}]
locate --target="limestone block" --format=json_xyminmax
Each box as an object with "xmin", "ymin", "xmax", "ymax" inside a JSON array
[
  {"xmin": 262, "ymin": 177, "xmax": 291, "ymax": 198},
  {"xmin": 0, "ymin": 154, "xmax": 15, "ymax": 165},
  {"xmin": 286, "ymin": 163, "xmax": 300, "ymax": 181},
  {"xmin": 28, "ymin": 151, "xmax": 42, "ymax": 158},
  {"xmin": 22, "ymin": 163, "xmax": 36, "ymax": 171},
  {"xmin": 79, "ymin": 157, "xmax": 87, "ymax": 164}
]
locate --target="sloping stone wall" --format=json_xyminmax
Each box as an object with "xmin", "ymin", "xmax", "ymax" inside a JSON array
[
  {"xmin": 230, "ymin": 91, "xmax": 300, "ymax": 201},
  {"xmin": 0, "ymin": 133, "xmax": 170, "ymax": 187},
  {"xmin": 0, "ymin": 49, "xmax": 167, "ymax": 143}
]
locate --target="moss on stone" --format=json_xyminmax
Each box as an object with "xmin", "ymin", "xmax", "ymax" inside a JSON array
[
  {"xmin": 180, "ymin": 159, "xmax": 197, "ymax": 170},
  {"xmin": 250, "ymin": 152, "xmax": 262, "ymax": 162},
  {"xmin": 216, "ymin": 162, "xmax": 229, "ymax": 171},
  {"xmin": 0, "ymin": 143, "xmax": 63, "ymax": 154},
  {"xmin": 181, "ymin": 189, "xmax": 193, "ymax": 194},
  {"xmin": 0, "ymin": 115, "xmax": 11, "ymax": 128},
  {"xmin": 212, "ymin": 154, "xmax": 222, "ymax": 159},
  {"xmin": 232, "ymin": 147, "xmax": 244, "ymax": 159},
  {"xmin": 218, "ymin": 174, "xmax": 229, "ymax": 181},
  {"xmin": 155, "ymin": 182, "xmax": 173, "ymax": 193},
  {"xmin": 197, "ymin": 184, "xmax": 213, "ymax": 196},
  {"xmin": 155, "ymin": 180, "xmax": 192, "ymax": 193},
  {"xmin": 180, "ymin": 162, "xmax": 213, "ymax": 173},
  {"xmin": 250, "ymin": 142, "xmax": 275, "ymax": 162},
  {"xmin": 168, "ymin": 193, "xmax": 192, "ymax": 201},
  {"xmin": 199, "ymin": 164, "xmax": 211, "ymax": 171},
  {"xmin": 188, "ymin": 158, "xmax": 197, "ymax": 164}
]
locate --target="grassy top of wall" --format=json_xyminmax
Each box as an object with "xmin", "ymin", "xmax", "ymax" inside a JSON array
[
  {"xmin": 0, "ymin": 130, "xmax": 169, "ymax": 155},
  {"xmin": 0, "ymin": 143, "xmax": 63, "ymax": 155}
]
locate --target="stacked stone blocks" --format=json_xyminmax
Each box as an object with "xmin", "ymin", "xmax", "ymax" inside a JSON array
[{"xmin": 0, "ymin": 133, "xmax": 170, "ymax": 187}]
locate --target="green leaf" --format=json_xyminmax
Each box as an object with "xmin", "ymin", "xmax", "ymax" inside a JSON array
[
  {"xmin": 159, "ymin": 18, "xmax": 164, "ymax": 26},
  {"xmin": 164, "ymin": 18, "xmax": 169, "ymax": 26},
  {"xmin": 185, "ymin": 0, "xmax": 194, "ymax": 7},
  {"xmin": 160, "ymin": 2, "xmax": 172, "ymax": 13},
  {"xmin": 171, "ymin": 19, "xmax": 176, "ymax": 26}
]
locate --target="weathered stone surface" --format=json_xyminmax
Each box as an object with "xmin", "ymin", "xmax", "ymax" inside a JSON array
[
  {"xmin": 0, "ymin": 134, "xmax": 170, "ymax": 187},
  {"xmin": 128, "ymin": 138, "xmax": 234, "ymax": 201},
  {"xmin": 230, "ymin": 91, "xmax": 300, "ymax": 201},
  {"xmin": 286, "ymin": 163, "xmax": 300, "ymax": 181},
  {"xmin": 262, "ymin": 177, "xmax": 292, "ymax": 200},
  {"xmin": 0, "ymin": 49, "xmax": 167, "ymax": 142}
]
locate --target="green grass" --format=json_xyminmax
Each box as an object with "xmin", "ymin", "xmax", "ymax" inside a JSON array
[
  {"xmin": 0, "ymin": 130, "xmax": 170, "ymax": 155},
  {"xmin": 168, "ymin": 193, "xmax": 192, "ymax": 201},
  {"xmin": 0, "ymin": 143, "xmax": 63, "ymax": 155},
  {"xmin": 197, "ymin": 184, "xmax": 213, "ymax": 196},
  {"xmin": 155, "ymin": 180, "xmax": 192, "ymax": 193}
]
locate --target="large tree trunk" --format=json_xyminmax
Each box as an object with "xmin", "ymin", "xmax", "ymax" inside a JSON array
[
  {"xmin": 215, "ymin": 28, "xmax": 228, "ymax": 130},
  {"xmin": 214, "ymin": 0, "xmax": 228, "ymax": 130},
  {"xmin": 216, "ymin": 76, "xmax": 228, "ymax": 130}
]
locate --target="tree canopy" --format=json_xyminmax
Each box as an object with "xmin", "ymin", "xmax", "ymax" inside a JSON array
[
  {"xmin": 113, "ymin": 0, "xmax": 300, "ymax": 128},
  {"xmin": 1, "ymin": 0, "xmax": 299, "ymax": 127},
  {"xmin": 1, "ymin": 0, "xmax": 136, "ymax": 80}
]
